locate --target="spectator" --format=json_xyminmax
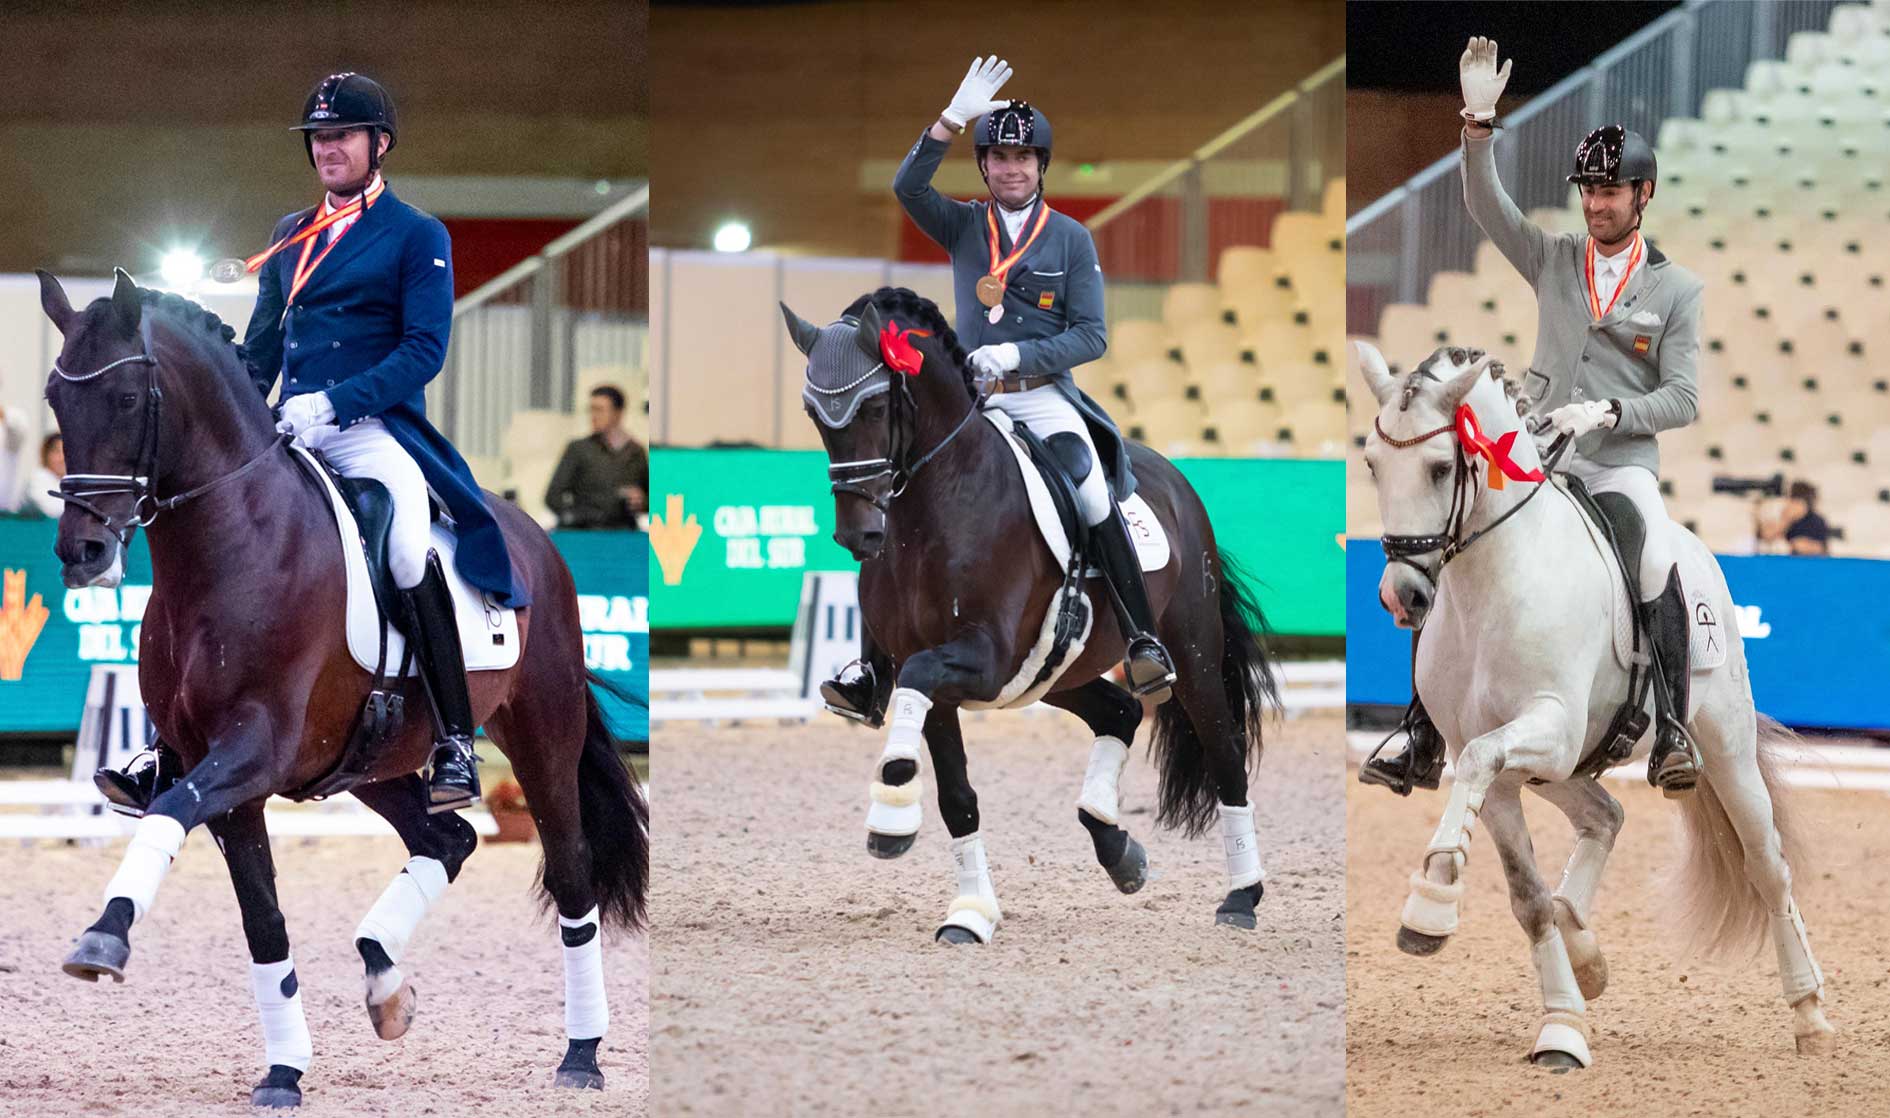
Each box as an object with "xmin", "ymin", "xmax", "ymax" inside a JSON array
[
  {"xmin": 27, "ymin": 434, "xmax": 64, "ymax": 519},
  {"xmin": 1755, "ymin": 480, "xmax": 1828, "ymax": 555},
  {"xmin": 545, "ymin": 385, "xmax": 648, "ymax": 529}
]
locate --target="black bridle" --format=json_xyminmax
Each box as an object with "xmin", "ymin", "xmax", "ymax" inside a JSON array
[
  {"xmin": 1374, "ymin": 412, "xmax": 1570, "ymax": 583},
  {"xmin": 51, "ymin": 319, "xmax": 288, "ymax": 549},
  {"xmin": 818, "ymin": 357, "xmax": 989, "ymax": 514}
]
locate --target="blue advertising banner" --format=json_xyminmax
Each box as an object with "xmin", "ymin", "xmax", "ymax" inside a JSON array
[
  {"xmin": 0, "ymin": 519, "xmax": 647, "ymax": 743},
  {"xmin": 1346, "ymin": 539, "xmax": 1890, "ymax": 731}
]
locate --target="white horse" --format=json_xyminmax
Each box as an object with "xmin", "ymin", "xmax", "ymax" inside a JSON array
[{"xmin": 1354, "ymin": 340, "xmax": 1835, "ymax": 1068}]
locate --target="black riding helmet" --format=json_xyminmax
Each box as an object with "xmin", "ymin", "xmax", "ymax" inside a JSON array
[
  {"xmin": 974, "ymin": 100, "xmax": 1054, "ymax": 185},
  {"xmin": 291, "ymin": 72, "xmax": 398, "ymax": 171},
  {"xmin": 1568, "ymin": 124, "xmax": 1656, "ymax": 193}
]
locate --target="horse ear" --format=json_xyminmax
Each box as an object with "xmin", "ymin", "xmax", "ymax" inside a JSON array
[
  {"xmin": 1438, "ymin": 353, "xmax": 1497, "ymax": 413},
  {"xmin": 110, "ymin": 267, "xmax": 142, "ymax": 336},
  {"xmin": 853, "ymin": 301, "xmax": 885, "ymax": 362},
  {"xmin": 780, "ymin": 303, "xmax": 821, "ymax": 357},
  {"xmin": 1352, "ymin": 340, "xmax": 1398, "ymax": 405},
  {"xmin": 36, "ymin": 270, "xmax": 74, "ymax": 335}
]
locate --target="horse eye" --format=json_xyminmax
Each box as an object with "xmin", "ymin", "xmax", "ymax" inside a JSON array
[
  {"xmin": 1429, "ymin": 463, "xmax": 1451, "ymax": 484},
  {"xmin": 118, "ymin": 392, "xmax": 139, "ymax": 411}
]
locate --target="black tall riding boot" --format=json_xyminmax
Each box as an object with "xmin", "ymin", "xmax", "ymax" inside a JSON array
[
  {"xmin": 820, "ymin": 637, "xmax": 893, "ymax": 729},
  {"xmin": 94, "ymin": 740, "xmax": 185, "ymax": 817},
  {"xmin": 1360, "ymin": 632, "xmax": 1445, "ymax": 795},
  {"xmin": 1643, "ymin": 565, "xmax": 1700, "ymax": 796},
  {"xmin": 1091, "ymin": 510, "xmax": 1176, "ymax": 703},
  {"xmin": 403, "ymin": 551, "xmax": 481, "ymax": 814}
]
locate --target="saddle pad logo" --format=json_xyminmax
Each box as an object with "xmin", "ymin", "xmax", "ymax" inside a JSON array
[
  {"xmin": 1037, "ymin": 290, "xmax": 1055, "ymax": 310},
  {"xmin": 1633, "ymin": 335, "xmax": 1651, "ymax": 354},
  {"xmin": 1688, "ymin": 593, "xmax": 1729, "ymax": 671}
]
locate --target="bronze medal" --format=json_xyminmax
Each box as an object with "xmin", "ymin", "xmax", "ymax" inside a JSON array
[
  {"xmin": 975, "ymin": 274, "xmax": 1004, "ymax": 308},
  {"xmin": 209, "ymin": 258, "xmax": 246, "ymax": 284}
]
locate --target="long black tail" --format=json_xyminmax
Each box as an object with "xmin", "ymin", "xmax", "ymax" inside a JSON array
[
  {"xmin": 1150, "ymin": 550, "xmax": 1279, "ymax": 837},
  {"xmin": 539, "ymin": 670, "xmax": 649, "ymax": 932}
]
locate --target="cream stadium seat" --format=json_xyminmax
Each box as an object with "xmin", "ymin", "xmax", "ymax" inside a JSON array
[
  {"xmin": 1280, "ymin": 401, "xmax": 1346, "ymax": 458},
  {"xmin": 1837, "ymin": 499, "xmax": 1890, "ymax": 557},
  {"xmin": 461, "ymin": 454, "xmax": 508, "ymax": 494},
  {"xmin": 1221, "ymin": 278, "xmax": 1299, "ymax": 330},
  {"xmin": 1174, "ymin": 320, "xmax": 1244, "ymax": 369},
  {"xmin": 1264, "ymin": 361, "xmax": 1336, "ymax": 412},
  {"xmin": 1119, "ymin": 359, "xmax": 1190, "ymax": 410},
  {"xmin": 1127, "ymin": 398, "xmax": 1207, "ymax": 455},
  {"xmin": 1249, "ymin": 317, "xmax": 1315, "ymax": 366},
  {"xmin": 1785, "ymin": 30, "xmax": 1832, "ymax": 68},
  {"xmin": 1375, "ymin": 304, "xmax": 1449, "ymax": 370},
  {"xmin": 1110, "ymin": 319, "xmax": 1172, "ymax": 366},
  {"xmin": 1322, "ymin": 177, "xmax": 1347, "ymax": 220},
  {"xmin": 1218, "ymin": 246, "xmax": 1278, "ymax": 291},
  {"xmin": 1163, "ymin": 283, "xmax": 1224, "ymax": 330},
  {"xmin": 1201, "ymin": 399, "xmax": 1281, "ymax": 457},
  {"xmin": 1189, "ymin": 361, "xmax": 1261, "ymax": 408},
  {"xmin": 1693, "ymin": 496, "xmax": 1760, "ymax": 554}
]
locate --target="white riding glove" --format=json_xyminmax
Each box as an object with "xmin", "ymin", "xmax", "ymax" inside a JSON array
[
  {"xmin": 276, "ymin": 392, "xmax": 336, "ymax": 437},
  {"xmin": 1545, "ymin": 399, "xmax": 1616, "ymax": 439},
  {"xmin": 967, "ymin": 343, "xmax": 1021, "ymax": 379},
  {"xmin": 1459, "ymin": 36, "xmax": 1513, "ymax": 124},
  {"xmin": 942, "ymin": 56, "xmax": 1014, "ymax": 130}
]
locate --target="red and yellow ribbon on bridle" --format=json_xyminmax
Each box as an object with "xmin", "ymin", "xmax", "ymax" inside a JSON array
[{"xmin": 1452, "ymin": 404, "xmax": 1544, "ymax": 491}]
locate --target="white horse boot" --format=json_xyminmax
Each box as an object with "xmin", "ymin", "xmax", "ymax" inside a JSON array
[
  {"xmin": 865, "ymin": 688, "xmax": 930, "ymax": 858},
  {"xmin": 1529, "ymin": 925, "xmax": 1593, "ymax": 1070},
  {"xmin": 354, "ymin": 855, "xmax": 450, "ymax": 1039},
  {"xmin": 936, "ymin": 832, "xmax": 1002, "ymax": 945},
  {"xmin": 1772, "ymin": 899, "xmax": 1835, "ymax": 1054},
  {"xmin": 1214, "ymin": 802, "xmax": 1265, "ymax": 929},
  {"xmin": 1551, "ymin": 836, "xmax": 1610, "ymax": 999},
  {"xmin": 1076, "ymin": 736, "xmax": 1130, "ymax": 823},
  {"xmin": 1399, "ymin": 778, "xmax": 1479, "ymax": 955}
]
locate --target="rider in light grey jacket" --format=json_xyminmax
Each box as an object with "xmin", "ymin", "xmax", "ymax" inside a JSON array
[{"xmin": 1363, "ymin": 37, "xmax": 1707, "ymax": 798}]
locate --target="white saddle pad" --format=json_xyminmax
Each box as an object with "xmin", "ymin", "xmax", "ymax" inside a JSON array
[
  {"xmin": 293, "ymin": 445, "xmax": 521, "ymax": 677},
  {"xmin": 1561, "ymin": 480, "xmax": 1725, "ymax": 676},
  {"xmin": 980, "ymin": 409, "xmax": 1171, "ymax": 574}
]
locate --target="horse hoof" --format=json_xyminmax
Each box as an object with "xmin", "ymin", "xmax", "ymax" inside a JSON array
[
  {"xmin": 62, "ymin": 930, "xmax": 130, "ymax": 983},
  {"xmin": 866, "ymin": 831, "xmax": 915, "ymax": 860},
  {"xmin": 1214, "ymin": 884, "xmax": 1262, "ymax": 930},
  {"xmin": 936, "ymin": 925, "xmax": 982, "ymax": 946},
  {"xmin": 1573, "ymin": 954, "xmax": 1609, "ymax": 1001},
  {"xmin": 1531, "ymin": 1050, "xmax": 1584, "ymax": 1072},
  {"xmin": 554, "ymin": 1067, "xmax": 605, "ymax": 1090},
  {"xmin": 366, "ymin": 980, "xmax": 417, "ymax": 1041},
  {"xmin": 1105, "ymin": 836, "xmax": 1149, "ymax": 895},
  {"xmin": 251, "ymin": 1066, "xmax": 303, "ymax": 1108},
  {"xmin": 1396, "ymin": 926, "xmax": 1449, "ymax": 957},
  {"xmin": 1796, "ymin": 1028, "xmax": 1837, "ymax": 1056}
]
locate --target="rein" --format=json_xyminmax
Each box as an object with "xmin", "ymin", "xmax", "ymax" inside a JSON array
[
  {"xmin": 1374, "ymin": 411, "xmax": 1570, "ymax": 581},
  {"xmin": 52, "ymin": 318, "xmax": 290, "ymax": 548}
]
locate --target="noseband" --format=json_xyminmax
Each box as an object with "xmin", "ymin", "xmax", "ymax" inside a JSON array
[
  {"xmin": 1373, "ymin": 413, "xmax": 1567, "ymax": 581},
  {"xmin": 52, "ymin": 319, "xmax": 288, "ymax": 549}
]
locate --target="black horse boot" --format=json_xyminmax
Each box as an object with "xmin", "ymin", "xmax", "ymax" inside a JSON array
[
  {"xmin": 1092, "ymin": 509, "xmax": 1176, "ymax": 703},
  {"xmin": 403, "ymin": 552, "xmax": 481, "ymax": 814},
  {"xmin": 94, "ymin": 741, "xmax": 184, "ymax": 817},
  {"xmin": 1643, "ymin": 566, "xmax": 1701, "ymax": 797},
  {"xmin": 1360, "ymin": 700, "xmax": 1447, "ymax": 795}
]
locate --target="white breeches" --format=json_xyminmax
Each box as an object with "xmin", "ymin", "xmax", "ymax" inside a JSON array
[
  {"xmin": 1562, "ymin": 456, "xmax": 1674, "ymax": 599},
  {"xmin": 983, "ymin": 386, "xmax": 1111, "ymax": 525},
  {"xmin": 300, "ymin": 419, "xmax": 432, "ymax": 590}
]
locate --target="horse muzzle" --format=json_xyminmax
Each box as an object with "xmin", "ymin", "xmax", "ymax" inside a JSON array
[
  {"xmin": 1379, "ymin": 564, "xmax": 1432, "ymax": 630},
  {"xmin": 59, "ymin": 537, "xmax": 125, "ymax": 589}
]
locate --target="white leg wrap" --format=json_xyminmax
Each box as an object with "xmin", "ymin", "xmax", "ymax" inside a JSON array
[
  {"xmin": 355, "ymin": 856, "xmax": 449, "ymax": 967},
  {"xmin": 939, "ymin": 832, "xmax": 1002, "ymax": 941},
  {"xmin": 103, "ymin": 813, "xmax": 186, "ymax": 923},
  {"xmin": 1772, "ymin": 899, "xmax": 1826, "ymax": 1006},
  {"xmin": 1400, "ymin": 872, "xmax": 1464, "ymax": 937},
  {"xmin": 250, "ymin": 956, "xmax": 314, "ymax": 1073},
  {"xmin": 867, "ymin": 688, "xmax": 931, "ymax": 836},
  {"xmin": 1553, "ymin": 837, "xmax": 1609, "ymax": 925},
  {"xmin": 1217, "ymin": 802, "xmax": 1264, "ymax": 890},
  {"xmin": 1424, "ymin": 777, "xmax": 1482, "ymax": 873},
  {"xmin": 1530, "ymin": 927, "xmax": 1593, "ymax": 1067},
  {"xmin": 559, "ymin": 907, "xmax": 610, "ymax": 1040},
  {"xmin": 1076, "ymin": 736, "xmax": 1131, "ymax": 824}
]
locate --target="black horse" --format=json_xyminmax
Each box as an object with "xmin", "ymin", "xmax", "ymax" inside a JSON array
[
  {"xmin": 783, "ymin": 287, "xmax": 1276, "ymax": 942},
  {"xmin": 39, "ymin": 270, "xmax": 646, "ymax": 1106}
]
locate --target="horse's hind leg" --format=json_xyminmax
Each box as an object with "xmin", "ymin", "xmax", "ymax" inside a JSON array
[
  {"xmin": 347, "ymin": 775, "xmax": 479, "ymax": 1040},
  {"xmin": 1044, "ymin": 679, "xmax": 1148, "ymax": 894},
  {"xmin": 1527, "ymin": 778, "xmax": 1624, "ymax": 999},
  {"xmin": 1691, "ymin": 701, "xmax": 1836, "ymax": 1054},
  {"xmin": 1161, "ymin": 631, "xmax": 1264, "ymax": 929},
  {"xmin": 205, "ymin": 800, "xmax": 312, "ymax": 1108},
  {"xmin": 1482, "ymin": 784, "xmax": 1593, "ymax": 1071}
]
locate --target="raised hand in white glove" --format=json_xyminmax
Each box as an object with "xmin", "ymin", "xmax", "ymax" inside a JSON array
[
  {"xmin": 967, "ymin": 343, "xmax": 1021, "ymax": 379},
  {"xmin": 1459, "ymin": 36, "xmax": 1513, "ymax": 124},
  {"xmin": 942, "ymin": 56, "xmax": 1014, "ymax": 130},
  {"xmin": 1545, "ymin": 399, "xmax": 1615, "ymax": 439},
  {"xmin": 276, "ymin": 391, "xmax": 337, "ymax": 437}
]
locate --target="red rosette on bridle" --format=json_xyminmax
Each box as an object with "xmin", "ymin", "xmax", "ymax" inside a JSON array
[
  {"xmin": 1454, "ymin": 404, "xmax": 1544, "ymax": 491},
  {"xmin": 879, "ymin": 321, "xmax": 931, "ymax": 377}
]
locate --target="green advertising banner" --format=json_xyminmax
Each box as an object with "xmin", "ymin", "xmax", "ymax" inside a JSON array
[
  {"xmin": 649, "ymin": 448, "xmax": 1342, "ymax": 635},
  {"xmin": 0, "ymin": 519, "xmax": 647, "ymax": 742}
]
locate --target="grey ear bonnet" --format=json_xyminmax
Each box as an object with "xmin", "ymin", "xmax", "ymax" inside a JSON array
[{"xmin": 802, "ymin": 317, "xmax": 890, "ymax": 429}]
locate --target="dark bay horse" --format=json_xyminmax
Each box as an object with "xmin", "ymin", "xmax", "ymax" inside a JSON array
[
  {"xmin": 783, "ymin": 287, "xmax": 1277, "ymax": 944},
  {"xmin": 38, "ymin": 270, "xmax": 646, "ymax": 1106}
]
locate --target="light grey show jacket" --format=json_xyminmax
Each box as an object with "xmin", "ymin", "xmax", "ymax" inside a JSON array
[{"xmin": 1461, "ymin": 128, "xmax": 1704, "ymax": 473}]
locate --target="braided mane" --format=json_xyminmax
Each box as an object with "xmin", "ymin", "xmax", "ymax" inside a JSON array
[{"xmin": 850, "ymin": 286, "xmax": 976, "ymax": 400}]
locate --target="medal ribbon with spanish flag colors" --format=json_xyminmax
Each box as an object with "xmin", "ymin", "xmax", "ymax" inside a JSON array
[
  {"xmin": 1454, "ymin": 404, "xmax": 1544, "ymax": 491},
  {"xmin": 243, "ymin": 175, "xmax": 387, "ymax": 310},
  {"xmin": 980, "ymin": 200, "xmax": 1051, "ymax": 307},
  {"xmin": 1584, "ymin": 231, "xmax": 1643, "ymax": 321}
]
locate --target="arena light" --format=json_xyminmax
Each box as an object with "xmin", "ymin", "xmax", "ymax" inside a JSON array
[
  {"xmin": 160, "ymin": 249, "xmax": 204, "ymax": 288},
  {"xmin": 712, "ymin": 221, "xmax": 752, "ymax": 254}
]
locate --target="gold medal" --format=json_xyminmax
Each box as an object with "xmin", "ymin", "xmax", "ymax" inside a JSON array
[
  {"xmin": 976, "ymin": 274, "xmax": 1004, "ymax": 308},
  {"xmin": 980, "ymin": 200, "xmax": 1052, "ymax": 324}
]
